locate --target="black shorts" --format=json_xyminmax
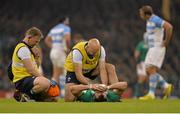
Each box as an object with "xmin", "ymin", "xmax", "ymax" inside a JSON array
[
  {"xmin": 66, "ymin": 71, "xmax": 98, "ymax": 84},
  {"xmin": 15, "ymin": 76, "xmax": 36, "ymax": 98},
  {"xmin": 15, "ymin": 76, "xmax": 51, "ymax": 101}
]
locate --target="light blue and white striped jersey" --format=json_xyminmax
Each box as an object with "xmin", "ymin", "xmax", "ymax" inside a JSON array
[
  {"xmin": 48, "ymin": 23, "xmax": 71, "ymax": 50},
  {"xmin": 146, "ymin": 14, "xmax": 165, "ymax": 48}
]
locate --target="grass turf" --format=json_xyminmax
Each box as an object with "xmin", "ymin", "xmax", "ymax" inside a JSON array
[{"xmin": 0, "ymin": 98, "xmax": 179, "ymax": 113}]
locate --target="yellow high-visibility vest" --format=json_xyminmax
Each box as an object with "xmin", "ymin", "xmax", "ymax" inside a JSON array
[
  {"xmin": 12, "ymin": 42, "xmax": 38, "ymax": 83},
  {"xmin": 65, "ymin": 42, "xmax": 100, "ymax": 74}
]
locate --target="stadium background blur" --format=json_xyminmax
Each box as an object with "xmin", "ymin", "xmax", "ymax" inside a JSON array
[{"xmin": 0, "ymin": 0, "xmax": 179, "ymax": 98}]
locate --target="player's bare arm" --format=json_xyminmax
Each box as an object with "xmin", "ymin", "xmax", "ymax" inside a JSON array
[
  {"xmin": 23, "ymin": 58, "xmax": 43, "ymax": 77},
  {"xmin": 163, "ymin": 21, "xmax": 173, "ymax": 47},
  {"xmin": 99, "ymin": 60, "xmax": 108, "ymax": 85},
  {"xmin": 74, "ymin": 63, "xmax": 90, "ymax": 84},
  {"xmin": 64, "ymin": 33, "xmax": 71, "ymax": 53},
  {"xmin": 45, "ymin": 36, "xmax": 52, "ymax": 48},
  {"xmin": 108, "ymin": 82, "xmax": 128, "ymax": 90},
  {"xmin": 32, "ymin": 46, "xmax": 42, "ymax": 67},
  {"xmin": 70, "ymin": 84, "xmax": 90, "ymax": 96},
  {"xmin": 134, "ymin": 50, "xmax": 140, "ymax": 61}
]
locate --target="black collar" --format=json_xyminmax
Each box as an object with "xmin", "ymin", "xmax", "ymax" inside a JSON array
[
  {"xmin": 20, "ymin": 41, "xmax": 35, "ymax": 57},
  {"xmin": 21, "ymin": 41, "xmax": 33, "ymax": 48}
]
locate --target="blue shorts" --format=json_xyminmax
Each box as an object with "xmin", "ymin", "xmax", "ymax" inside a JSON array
[{"xmin": 66, "ymin": 71, "xmax": 98, "ymax": 84}]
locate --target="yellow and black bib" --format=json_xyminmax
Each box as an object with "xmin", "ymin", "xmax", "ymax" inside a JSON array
[
  {"xmin": 12, "ymin": 42, "xmax": 38, "ymax": 83},
  {"xmin": 65, "ymin": 42, "xmax": 100, "ymax": 74}
]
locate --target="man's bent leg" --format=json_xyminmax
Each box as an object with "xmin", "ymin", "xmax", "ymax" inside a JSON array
[
  {"xmin": 139, "ymin": 66, "xmax": 158, "ymax": 100},
  {"xmin": 105, "ymin": 63, "xmax": 119, "ymax": 84},
  {"xmin": 52, "ymin": 65, "xmax": 64, "ymax": 85},
  {"xmin": 32, "ymin": 77, "xmax": 61, "ymax": 101},
  {"xmin": 65, "ymin": 83, "xmax": 77, "ymax": 102},
  {"xmin": 14, "ymin": 76, "xmax": 50, "ymax": 102},
  {"xmin": 135, "ymin": 75, "xmax": 147, "ymax": 97}
]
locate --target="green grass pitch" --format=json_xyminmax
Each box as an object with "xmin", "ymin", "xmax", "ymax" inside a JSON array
[{"xmin": 0, "ymin": 98, "xmax": 179, "ymax": 113}]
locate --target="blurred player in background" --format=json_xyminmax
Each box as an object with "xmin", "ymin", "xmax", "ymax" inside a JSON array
[
  {"xmin": 45, "ymin": 16, "xmax": 71, "ymax": 97},
  {"xmin": 64, "ymin": 38, "xmax": 119, "ymax": 101},
  {"xmin": 8, "ymin": 27, "xmax": 60, "ymax": 102},
  {"xmin": 45, "ymin": 16, "xmax": 71, "ymax": 84},
  {"xmin": 66, "ymin": 81, "xmax": 127, "ymax": 102},
  {"xmin": 73, "ymin": 33, "xmax": 85, "ymax": 44},
  {"xmin": 139, "ymin": 5, "xmax": 173, "ymax": 100},
  {"xmin": 134, "ymin": 32, "xmax": 149, "ymax": 98}
]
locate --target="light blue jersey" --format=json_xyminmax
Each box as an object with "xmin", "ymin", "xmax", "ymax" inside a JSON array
[
  {"xmin": 48, "ymin": 23, "xmax": 71, "ymax": 50},
  {"xmin": 146, "ymin": 15, "xmax": 165, "ymax": 48}
]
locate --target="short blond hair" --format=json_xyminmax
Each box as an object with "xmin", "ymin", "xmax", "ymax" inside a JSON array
[{"xmin": 25, "ymin": 27, "xmax": 43, "ymax": 39}]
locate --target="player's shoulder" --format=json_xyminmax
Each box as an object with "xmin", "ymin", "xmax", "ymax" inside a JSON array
[
  {"xmin": 17, "ymin": 46, "xmax": 31, "ymax": 57},
  {"xmin": 57, "ymin": 23, "xmax": 69, "ymax": 28},
  {"xmin": 57, "ymin": 24, "xmax": 70, "ymax": 32},
  {"xmin": 19, "ymin": 46, "xmax": 31, "ymax": 53},
  {"xmin": 49, "ymin": 24, "xmax": 64, "ymax": 33},
  {"xmin": 150, "ymin": 14, "xmax": 163, "ymax": 22},
  {"xmin": 53, "ymin": 23, "xmax": 63, "ymax": 29}
]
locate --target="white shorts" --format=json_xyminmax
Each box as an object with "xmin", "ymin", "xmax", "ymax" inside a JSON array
[
  {"xmin": 50, "ymin": 49, "xmax": 66, "ymax": 67},
  {"xmin": 136, "ymin": 61, "xmax": 147, "ymax": 76},
  {"xmin": 145, "ymin": 47, "xmax": 166, "ymax": 69}
]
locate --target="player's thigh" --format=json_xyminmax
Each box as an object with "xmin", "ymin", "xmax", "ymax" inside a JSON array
[
  {"xmin": 50, "ymin": 49, "xmax": 66, "ymax": 67},
  {"xmin": 105, "ymin": 63, "xmax": 116, "ymax": 72},
  {"xmin": 145, "ymin": 47, "xmax": 166, "ymax": 68},
  {"xmin": 91, "ymin": 63, "xmax": 115, "ymax": 76},
  {"xmin": 105, "ymin": 63, "xmax": 118, "ymax": 82},
  {"xmin": 138, "ymin": 75, "xmax": 147, "ymax": 83},
  {"xmin": 15, "ymin": 76, "xmax": 36, "ymax": 94},
  {"xmin": 52, "ymin": 64, "xmax": 64, "ymax": 76},
  {"xmin": 137, "ymin": 62, "xmax": 147, "ymax": 76}
]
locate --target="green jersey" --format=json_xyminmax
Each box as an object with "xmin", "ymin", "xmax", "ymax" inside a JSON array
[
  {"xmin": 78, "ymin": 89, "xmax": 120, "ymax": 102},
  {"xmin": 135, "ymin": 41, "xmax": 148, "ymax": 63},
  {"xmin": 106, "ymin": 90, "xmax": 120, "ymax": 102},
  {"xmin": 78, "ymin": 89, "xmax": 95, "ymax": 102}
]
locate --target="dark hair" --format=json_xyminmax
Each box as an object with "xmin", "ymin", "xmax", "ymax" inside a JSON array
[
  {"xmin": 94, "ymin": 94, "xmax": 106, "ymax": 102},
  {"xmin": 140, "ymin": 5, "xmax": 153, "ymax": 15},
  {"xmin": 59, "ymin": 16, "xmax": 69, "ymax": 23}
]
